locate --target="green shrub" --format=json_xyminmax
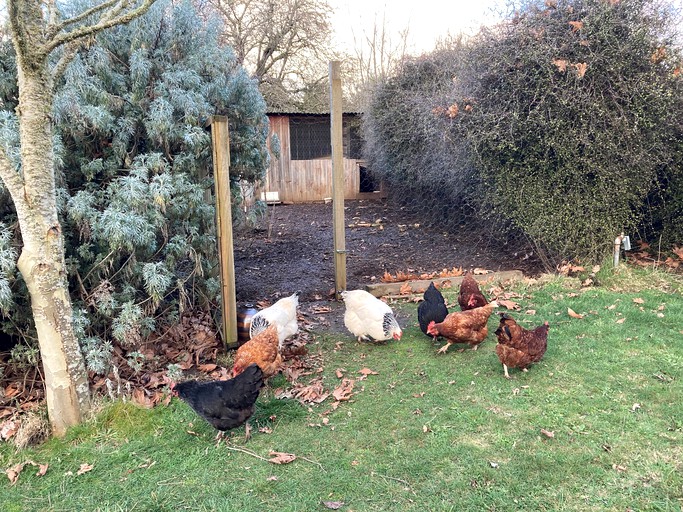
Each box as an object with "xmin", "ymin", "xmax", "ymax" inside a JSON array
[{"xmin": 364, "ymin": 0, "xmax": 683, "ymax": 263}]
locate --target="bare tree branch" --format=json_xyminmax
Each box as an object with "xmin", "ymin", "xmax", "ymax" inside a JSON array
[
  {"xmin": 50, "ymin": 40, "xmax": 82, "ymax": 87},
  {"xmin": 0, "ymin": 151, "xmax": 24, "ymax": 210},
  {"xmin": 43, "ymin": 0, "xmax": 156, "ymax": 55},
  {"xmin": 46, "ymin": 0, "xmax": 120, "ymax": 40}
]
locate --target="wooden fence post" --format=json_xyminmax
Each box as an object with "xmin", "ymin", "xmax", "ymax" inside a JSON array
[
  {"xmin": 329, "ymin": 61, "xmax": 347, "ymax": 298},
  {"xmin": 209, "ymin": 116, "xmax": 238, "ymax": 348}
]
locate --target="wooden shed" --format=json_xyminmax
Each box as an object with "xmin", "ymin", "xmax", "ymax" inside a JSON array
[{"xmin": 260, "ymin": 112, "xmax": 385, "ymax": 203}]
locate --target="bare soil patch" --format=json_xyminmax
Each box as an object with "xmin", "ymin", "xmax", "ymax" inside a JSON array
[{"xmin": 233, "ymin": 199, "xmax": 542, "ymax": 303}]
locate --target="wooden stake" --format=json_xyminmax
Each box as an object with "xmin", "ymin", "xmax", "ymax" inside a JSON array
[
  {"xmin": 329, "ymin": 61, "xmax": 346, "ymax": 298},
  {"xmin": 209, "ymin": 116, "xmax": 238, "ymax": 347}
]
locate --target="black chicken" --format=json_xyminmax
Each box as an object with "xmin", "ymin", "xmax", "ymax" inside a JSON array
[
  {"xmin": 173, "ymin": 363, "xmax": 264, "ymax": 439},
  {"xmin": 417, "ymin": 282, "xmax": 449, "ymax": 338}
]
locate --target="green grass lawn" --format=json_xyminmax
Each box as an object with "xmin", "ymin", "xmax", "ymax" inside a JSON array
[{"xmin": 1, "ymin": 268, "xmax": 682, "ymax": 511}]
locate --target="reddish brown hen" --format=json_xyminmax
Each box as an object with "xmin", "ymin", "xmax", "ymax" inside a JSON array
[
  {"xmin": 427, "ymin": 301, "xmax": 498, "ymax": 353},
  {"xmin": 494, "ymin": 314, "xmax": 549, "ymax": 378},
  {"xmin": 233, "ymin": 324, "xmax": 282, "ymax": 378},
  {"xmin": 458, "ymin": 272, "xmax": 489, "ymax": 311}
]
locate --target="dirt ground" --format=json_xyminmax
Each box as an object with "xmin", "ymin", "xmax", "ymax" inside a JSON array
[{"xmin": 233, "ymin": 199, "xmax": 542, "ymax": 305}]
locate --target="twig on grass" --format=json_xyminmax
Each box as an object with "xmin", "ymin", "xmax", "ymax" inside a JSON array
[
  {"xmin": 225, "ymin": 445, "xmax": 326, "ymax": 471},
  {"xmin": 225, "ymin": 445, "xmax": 270, "ymax": 462},
  {"xmin": 371, "ymin": 471, "xmax": 410, "ymax": 486}
]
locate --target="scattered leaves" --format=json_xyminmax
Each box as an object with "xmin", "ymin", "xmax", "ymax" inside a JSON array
[
  {"xmin": 358, "ymin": 368, "xmax": 378, "ymax": 376},
  {"xmin": 399, "ymin": 282, "xmax": 412, "ymax": 295},
  {"xmin": 498, "ymin": 299, "xmax": 520, "ymax": 310},
  {"xmin": 567, "ymin": 308, "xmax": 584, "ymax": 319},
  {"xmin": 77, "ymin": 463, "xmax": 94, "ymax": 476},
  {"xmin": 553, "ymin": 59, "xmax": 568, "ymax": 72},
  {"xmin": 6, "ymin": 462, "xmax": 26, "ymax": 485},
  {"xmin": 568, "ymin": 20, "xmax": 584, "ymax": 32},
  {"xmin": 332, "ymin": 379, "xmax": 355, "ymax": 402},
  {"xmin": 268, "ymin": 451, "xmax": 297, "ymax": 465},
  {"xmin": 0, "ymin": 420, "xmax": 20, "ymax": 440},
  {"xmin": 573, "ymin": 62, "xmax": 588, "ymax": 78}
]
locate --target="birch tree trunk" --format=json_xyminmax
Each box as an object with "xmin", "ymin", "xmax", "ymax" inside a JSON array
[
  {"xmin": 1, "ymin": 0, "xmax": 156, "ymax": 436},
  {"xmin": 13, "ymin": 64, "xmax": 91, "ymax": 435}
]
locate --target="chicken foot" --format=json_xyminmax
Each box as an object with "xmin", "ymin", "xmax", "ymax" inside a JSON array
[
  {"xmin": 503, "ymin": 364, "xmax": 511, "ymax": 379},
  {"xmin": 437, "ymin": 343, "xmax": 451, "ymax": 354}
]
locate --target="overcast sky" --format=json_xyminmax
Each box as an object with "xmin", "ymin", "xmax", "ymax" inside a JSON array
[{"xmin": 328, "ymin": 0, "xmax": 508, "ymax": 55}]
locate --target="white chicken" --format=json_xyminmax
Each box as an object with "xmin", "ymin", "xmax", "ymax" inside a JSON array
[
  {"xmin": 341, "ymin": 289, "xmax": 402, "ymax": 342},
  {"xmin": 249, "ymin": 292, "xmax": 299, "ymax": 349}
]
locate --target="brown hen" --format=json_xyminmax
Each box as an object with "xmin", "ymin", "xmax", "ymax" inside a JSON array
[
  {"xmin": 494, "ymin": 314, "xmax": 549, "ymax": 378},
  {"xmin": 233, "ymin": 324, "xmax": 282, "ymax": 378},
  {"xmin": 427, "ymin": 301, "xmax": 498, "ymax": 353},
  {"xmin": 458, "ymin": 272, "xmax": 489, "ymax": 311}
]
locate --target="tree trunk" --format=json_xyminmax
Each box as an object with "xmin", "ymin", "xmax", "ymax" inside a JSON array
[{"xmin": 13, "ymin": 62, "xmax": 90, "ymax": 436}]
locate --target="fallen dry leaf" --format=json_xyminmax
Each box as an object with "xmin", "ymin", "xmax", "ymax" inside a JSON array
[
  {"xmin": 616, "ymin": 317, "xmax": 626, "ymax": 324},
  {"xmin": 36, "ymin": 464, "xmax": 49, "ymax": 477},
  {"xmin": 268, "ymin": 451, "xmax": 297, "ymax": 465},
  {"xmin": 525, "ymin": 309, "xmax": 537, "ymax": 315},
  {"xmin": 322, "ymin": 501, "xmax": 344, "ymax": 510},
  {"xmin": 6, "ymin": 462, "xmax": 26, "ymax": 485},
  {"xmin": 632, "ymin": 298, "xmax": 645, "ymax": 304},
  {"xmin": 335, "ymin": 369, "xmax": 344, "ymax": 379},
  {"xmin": 567, "ymin": 308, "xmax": 584, "ymax": 319},
  {"xmin": 132, "ymin": 388, "xmax": 154, "ymax": 409},
  {"xmin": 540, "ymin": 429, "xmax": 555, "ymax": 439},
  {"xmin": 553, "ymin": 58, "xmax": 568, "ymax": 72},
  {"xmin": 358, "ymin": 368, "xmax": 379, "ymax": 376},
  {"xmin": 575, "ymin": 62, "xmax": 589, "ymax": 80},
  {"xmin": 473, "ymin": 268, "xmax": 491, "ymax": 275},
  {"xmin": 332, "ymin": 379, "xmax": 355, "ymax": 401},
  {"xmin": 0, "ymin": 420, "xmax": 20, "ymax": 440},
  {"xmin": 198, "ymin": 363, "xmax": 217, "ymax": 372},
  {"xmin": 568, "ymin": 20, "xmax": 584, "ymax": 32},
  {"xmin": 77, "ymin": 463, "xmax": 94, "ymax": 476},
  {"xmin": 612, "ymin": 463, "xmax": 627, "ymax": 472},
  {"xmin": 498, "ymin": 300, "xmax": 520, "ymax": 310},
  {"xmin": 399, "ymin": 282, "xmax": 412, "ymax": 295}
]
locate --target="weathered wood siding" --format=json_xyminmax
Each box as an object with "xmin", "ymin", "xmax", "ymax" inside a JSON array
[{"xmin": 262, "ymin": 115, "xmax": 372, "ymax": 203}]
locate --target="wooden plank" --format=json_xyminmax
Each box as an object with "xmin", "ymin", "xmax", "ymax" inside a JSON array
[
  {"xmin": 364, "ymin": 270, "xmax": 526, "ymax": 297},
  {"xmin": 210, "ymin": 116, "xmax": 238, "ymax": 348},
  {"xmin": 330, "ymin": 61, "xmax": 346, "ymax": 297}
]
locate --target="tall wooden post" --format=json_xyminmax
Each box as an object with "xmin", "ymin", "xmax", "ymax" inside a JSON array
[
  {"xmin": 209, "ymin": 116, "xmax": 238, "ymax": 347},
  {"xmin": 330, "ymin": 61, "xmax": 347, "ymax": 298}
]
